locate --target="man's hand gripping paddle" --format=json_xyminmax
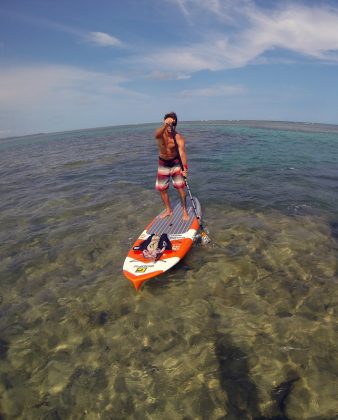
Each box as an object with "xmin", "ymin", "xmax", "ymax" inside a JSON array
[{"xmin": 170, "ymin": 124, "xmax": 211, "ymax": 245}]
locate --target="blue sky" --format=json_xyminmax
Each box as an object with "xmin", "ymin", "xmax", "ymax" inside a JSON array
[{"xmin": 1, "ymin": 0, "xmax": 338, "ymax": 137}]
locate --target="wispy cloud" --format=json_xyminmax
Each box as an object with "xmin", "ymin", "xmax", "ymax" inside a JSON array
[
  {"xmin": 86, "ymin": 32, "xmax": 123, "ymax": 47},
  {"xmin": 172, "ymin": 0, "xmax": 190, "ymax": 17},
  {"xmin": 148, "ymin": 70, "xmax": 191, "ymax": 80},
  {"xmin": 170, "ymin": 0, "xmax": 253, "ymax": 25},
  {"xmin": 153, "ymin": 1, "xmax": 338, "ymax": 73},
  {"xmin": 0, "ymin": 10, "xmax": 124, "ymax": 49},
  {"xmin": 0, "ymin": 65, "xmax": 143, "ymax": 109},
  {"xmin": 0, "ymin": 65, "xmax": 150, "ymax": 136},
  {"xmin": 180, "ymin": 84, "xmax": 246, "ymax": 97}
]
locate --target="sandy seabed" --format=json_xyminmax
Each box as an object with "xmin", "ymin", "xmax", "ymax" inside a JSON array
[{"xmin": 1, "ymin": 186, "xmax": 338, "ymax": 419}]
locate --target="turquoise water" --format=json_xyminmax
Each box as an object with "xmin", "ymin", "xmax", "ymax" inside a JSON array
[{"xmin": 1, "ymin": 121, "xmax": 338, "ymax": 418}]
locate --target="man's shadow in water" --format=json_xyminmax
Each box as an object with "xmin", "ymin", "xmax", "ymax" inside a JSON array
[
  {"xmin": 215, "ymin": 333, "xmax": 262, "ymax": 419},
  {"xmin": 215, "ymin": 333, "xmax": 295, "ymax": 420},
  {"xmin": 330, "ymin": 221, "xmax": 338, "ymax": 275}
]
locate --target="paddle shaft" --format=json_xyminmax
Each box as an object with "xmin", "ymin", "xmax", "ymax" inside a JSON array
[{"xmin": 170, "ymin": 125, "xmax": 207, "ymax": 232}]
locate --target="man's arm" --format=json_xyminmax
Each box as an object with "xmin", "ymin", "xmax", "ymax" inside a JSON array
[
  {"xmin": 176, "ymin": 133, "xmax": 188, "ymax": 177},
  {"xmin": 155, "ymin": 124, "xmax": 166, "ymax": 139},
  {"xmin": 155, "ymin": 116, "xmax": 176, "ymax": 139}
]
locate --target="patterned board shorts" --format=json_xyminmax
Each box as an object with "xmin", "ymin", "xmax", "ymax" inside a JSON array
[{"xmin": 155, "ymin": 156, "xmax": 185, "ymax": 191}]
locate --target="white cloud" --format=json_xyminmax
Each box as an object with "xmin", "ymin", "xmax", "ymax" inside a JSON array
[
  {"xmin": 137, "ymin": 47, "xmax": 221, "ymax": 73},
  {"xmin": 173, "ymin": 0, "xmax": 190, "ymax": 17},
  {"xmin": 152, "ymin": 1, "xmax": 338, "ymax": 73},
  {"xmin": 180, "ymin": 84, "xmax": 246, "ymax": 97},
  {"xmin": 0, "ymin": 65, "xmax": 141, "ymax": 108},
  {"xmin": 86, "ymin": 32, "xmax": 123, "ymax": 47},
  {"xmin": 0, "ymin": 65, "xmax": 150, "ymax": 136},
  {"xmin": 148, "ymin": 70, "xmax": 191, "ymax": 80},
  {"xmin": 170, "ymin": 0, "xmax": 257, "ymax": 26},
  {"xmin": 0, "ymin": 11, "xmax": 125, "ymax": 49}
]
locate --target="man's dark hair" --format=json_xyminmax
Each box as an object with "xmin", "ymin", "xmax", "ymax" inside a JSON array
[{"xmin": 164, "ymin": 112, "xmax": 177, "ymax": 126}]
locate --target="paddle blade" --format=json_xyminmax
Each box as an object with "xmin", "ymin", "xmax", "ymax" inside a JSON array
[{"xmin": 201, "ymin": 230, "xmax": 211, "ymax": 245}]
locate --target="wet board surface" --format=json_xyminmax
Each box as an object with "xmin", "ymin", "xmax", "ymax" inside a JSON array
[{"xmin": 123, "ymin": 197, "xmax": 201, "ymax": 291}]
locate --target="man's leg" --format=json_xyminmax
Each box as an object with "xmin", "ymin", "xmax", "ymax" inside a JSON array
[
  {"xmin": 177, "ymin": 187, "xmax": 189, "ymax": 221},
  {"xmin": 159, "ymin": 190, "xmax": 173, "ymax": 218},
  {"xmin": 172, "ymin": 164, "xmax": 189, "ymax": 221},
  {"xmin": 156, "ymin": 159, "xmax": 172, "ymax": 218}
]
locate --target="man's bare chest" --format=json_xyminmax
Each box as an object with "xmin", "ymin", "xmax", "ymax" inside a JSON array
[{"xmin": 160, "ymin": 136, "xmax": 175, "ymax": 150}]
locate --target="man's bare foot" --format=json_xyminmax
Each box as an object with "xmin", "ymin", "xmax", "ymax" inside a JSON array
[
  {"xmin": 160, "ymin": 209, "xmax": 173, "ymax": 219},
  {"xmin": 182, "ymin": 209, "xmax": 189, "ymax": 221}
]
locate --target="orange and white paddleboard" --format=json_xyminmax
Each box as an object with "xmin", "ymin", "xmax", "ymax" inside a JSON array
[{"xmin": 123, "ymin": 197, "xmax": 201, "ymax": 291}]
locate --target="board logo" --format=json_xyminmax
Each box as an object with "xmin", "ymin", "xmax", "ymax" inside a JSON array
[{"xmin": 136, "ymin": 266, "xmax": 147, "ymax": 273}]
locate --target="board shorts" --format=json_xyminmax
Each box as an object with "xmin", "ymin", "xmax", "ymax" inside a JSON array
[{"xmin": 155, "ymin": 156, "xmax": 185, "ymax": 191}]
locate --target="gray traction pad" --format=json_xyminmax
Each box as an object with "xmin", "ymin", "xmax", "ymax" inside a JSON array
[{"xmin": 147, "ymin": 197, "xmax": 201, "ymax": 235}]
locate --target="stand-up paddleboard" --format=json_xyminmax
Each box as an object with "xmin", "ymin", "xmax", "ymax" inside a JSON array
[{"xmin": 123, "ymin": 197, "xmax": 202, "ymax": 291}]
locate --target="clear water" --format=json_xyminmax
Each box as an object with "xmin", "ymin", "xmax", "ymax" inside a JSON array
[{"xmin": 1, "ymin": 121, "xmax": 338, "ymax": 418}]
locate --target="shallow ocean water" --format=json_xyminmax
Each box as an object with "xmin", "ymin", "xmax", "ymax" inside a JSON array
[{"xmin": 1, "ymin": 121, "xmax": 338, "ymax": 419}]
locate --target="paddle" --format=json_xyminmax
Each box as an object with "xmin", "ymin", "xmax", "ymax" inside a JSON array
[{"xmin": 170, "ymin": 124, "xmax": 211, "ymax": 245}]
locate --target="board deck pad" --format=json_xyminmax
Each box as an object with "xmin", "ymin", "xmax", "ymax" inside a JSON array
[
  {"xmin": 148, "ymin": 202, "xmax": 196, "ymax": 235},
  {"xmin": 123, "ymin": 197, "xmax": 201, "ymax": 291}
]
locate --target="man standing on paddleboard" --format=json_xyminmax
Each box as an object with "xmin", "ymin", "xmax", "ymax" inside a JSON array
[{"xmin": 155, "ymin": 112, "xmax": 189, "ymax": 221}]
